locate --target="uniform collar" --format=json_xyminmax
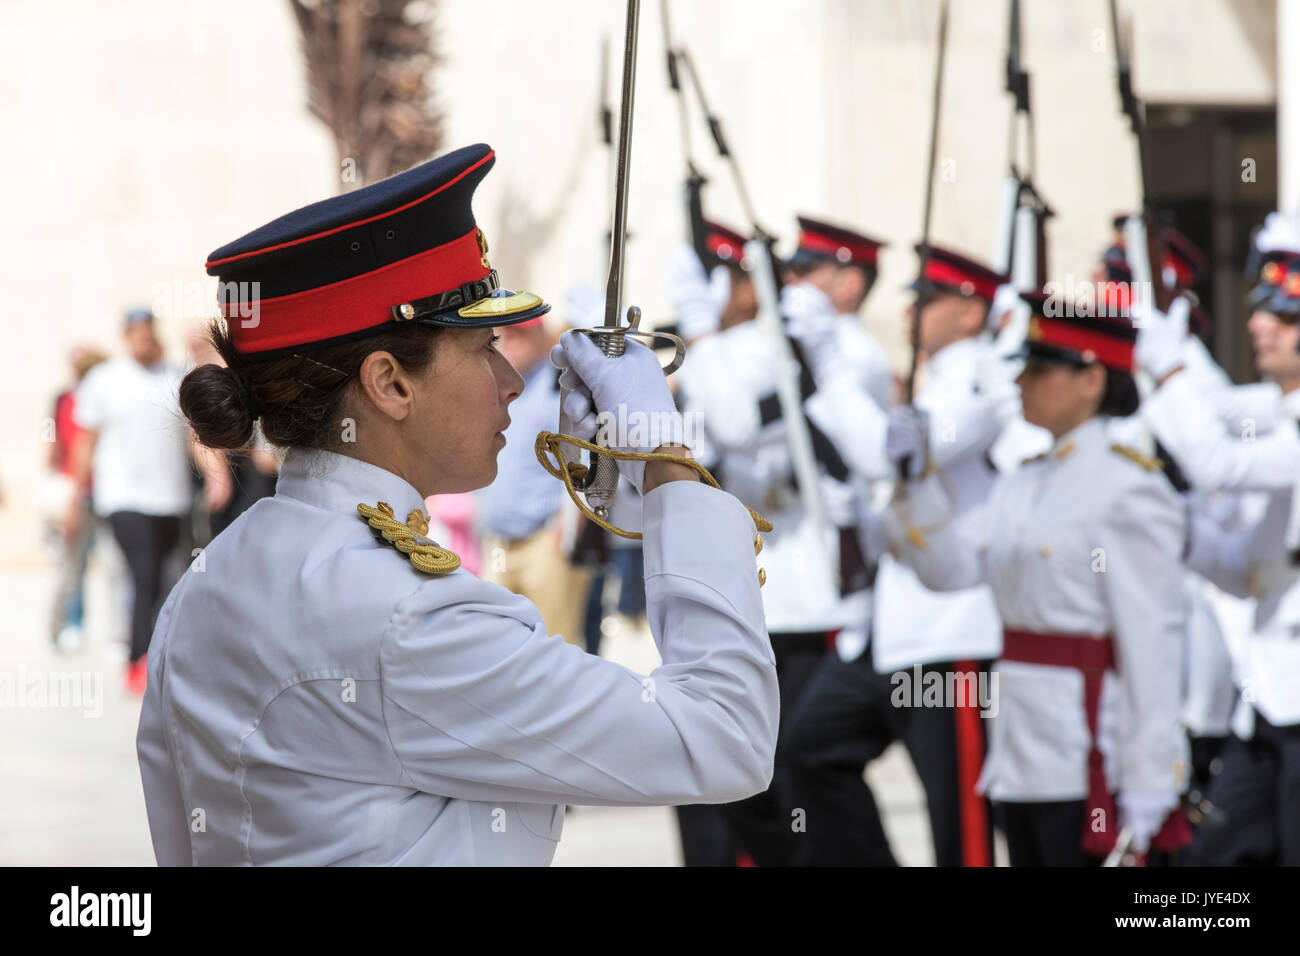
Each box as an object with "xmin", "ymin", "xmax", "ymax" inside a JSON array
[
  {"xmin": 1282, "ymin": 385, "xmax": 1300, "ymax": 418},
  {"xmin": 1050, "ymin": 416, "xmax": 1107, "ymax": 461},
  {"xmin": 275, "ymin": 448, "xmax": 428, "ymax": 523},
  {"xmin": 926, "ymin": 335, "xmax": 985, "ymax": 379}
]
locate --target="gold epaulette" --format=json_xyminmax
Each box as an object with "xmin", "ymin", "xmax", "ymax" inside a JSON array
[
  {"xmin": 1020, "ymin": 451, "xmax": 1048, "ymax": 467},
  {"xmin": 1109, "ymin": 443, "xmax": 1162, "ymax": 472},
  {"xmin": 357, "ymin": 501, "xmax": 461, "ymax": 575}
]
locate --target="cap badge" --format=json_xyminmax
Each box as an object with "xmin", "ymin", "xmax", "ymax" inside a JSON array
[{"xmin": 476, "ymin": 228, "xmax": 491, "ymax": 270}]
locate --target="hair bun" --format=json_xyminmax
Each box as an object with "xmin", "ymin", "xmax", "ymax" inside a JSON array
[{"xmin": 179, "ymin": 363, "xmax": 255, "ymax": 450}]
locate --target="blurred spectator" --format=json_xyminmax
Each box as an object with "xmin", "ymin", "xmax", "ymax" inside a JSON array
[
  {"xmin": 69, "ymin": 307, "xmax": 227, "ymax": 693},
  {"xmin": 45, "ymin": 345, "xmax": 108, "ymax": 652},
  {"xmin": 478, "ymin": 315, "xmax": 592, "ymax": 646},
  {"xmin": 425, "ymin": 493, "xmax": 481, "ymax": 576},
  {"xmin": 186, "ymin": 322, "xmax": 277, "ymax": 544}
]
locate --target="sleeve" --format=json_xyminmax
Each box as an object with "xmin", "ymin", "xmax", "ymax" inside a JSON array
[
  {"xmin": 71, "ymin": 365, "xmax": 105, "ymax": 431},
  {"xmin": 804, "ymin": 374, "xmax": 891, "ymax": 480},
  {"xmin": 1142, "ymin": 371, "xmax": 1300, "ymax": 492},
  {"xmin": 917, "ymin": 378, "xmax": 1002, "ymax": 470},
  {"xmin": 379, "ymin": 480, "xmax": 779, "ymax": 807},
  {"xmin": 1184, "ymin": 501, "xmax": 1253, "ymax": 599},
  {"xmin": 1099, "ymin": 473, "xmax": 1188, "ymax": 798},
  {"xmin": 135, "ymin": 582, "xmax": 193, "ymax": 866},
  {"xmin": 678, "ymin": 335, "xmax": 761, "ymax": 450},
  {"xmin": 881, "ymin": 470, "xmax": 993, "ymax": 591}
]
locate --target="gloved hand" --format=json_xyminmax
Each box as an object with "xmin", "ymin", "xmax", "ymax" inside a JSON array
[
  {"xmin": 973, "ymin": 350, "xmax": 1024, "ymax": 429},
  {"xmin": 886, "ymin": 405, "xmax": 931, "ymax": 480},
  {"xmin": 555, "ymin": 370, "xmax": 599, "ymax": 443},
  {"xmin": 664, "ymin": 245, "xmax": 725, "ymax": 341},
  {"xmin": 1134, "ymin": 296, "xmax": 1190, "ymax": 381},
  {"xmin": 1118, "ymin": 791, "xmax": 1178, "ymax": 854},
  {"xmin": 818, "ymin": 473, "xmax": 858, "ymax": 528},
  {"xmin": 551, "ymin": 330, "xmax": 685, "ymax": 493},
  {"xmin": 781, "ymin": 282, "xmax": 840, "ymax": 376}
]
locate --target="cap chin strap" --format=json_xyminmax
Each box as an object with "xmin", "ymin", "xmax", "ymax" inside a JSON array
[{"xmin": 391, "ymin": 271, "xmax": 500, "ymax": 322}]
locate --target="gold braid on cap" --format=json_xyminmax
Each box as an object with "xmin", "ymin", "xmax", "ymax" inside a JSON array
[{"xmin": 357, "ymin": 501, "xmax": 460, "ymax": 575}]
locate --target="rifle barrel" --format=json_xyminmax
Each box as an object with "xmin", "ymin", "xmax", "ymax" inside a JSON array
[{"xmin": 906, "ymin": 0, "xmax": 951, "ymax": 404}]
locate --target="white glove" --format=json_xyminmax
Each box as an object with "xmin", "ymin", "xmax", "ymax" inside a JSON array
[
  {"xmin": 664, "ymin": 245, "xmax": 723, "ymax": 341},
  {"xmin": 818, "ymin": 473, "xmax": 858, "ymax": 527},
  {"xmin": 781, "ymin": 282, "xmax": 840, "ymax": 376},
  {"xmin": 973, "ymin": 350, "xmax": 1024, "ymax": 429},
  {"xmin": 1118, "ymin": 791, "xmax": 1177, "ymax": 854},
  {"xmin": 886, "ymin": 405, "xmax": 930, "ymax": 480},
  {"xmin": 988, "ymin": 282, "xmax": 1022, "ymax": 334},
  {"xmin": 1134, "ymin": 296, "xmax": 1189, "ymax": 380},
  {"xmin": 555, "ymin": 370, "xmax": 599, "ymax": 443},
  {"xmin": 551, "ymin": 330, "xmax": 685, "ymax": 493}
]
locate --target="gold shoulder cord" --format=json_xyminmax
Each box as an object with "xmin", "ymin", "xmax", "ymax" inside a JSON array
[
  {"xmin": 1109, "ymin": 442, "xmax": 1162, "ymax": 472},
  {"xmin": 534, "ymin": 431, "xmax": 773, "ymax": 541},
  {"xmin": 356, "ymin": 501, "xmax": 461, "ymax": 575}
]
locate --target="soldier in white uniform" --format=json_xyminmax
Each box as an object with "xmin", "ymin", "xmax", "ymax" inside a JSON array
[
  {"xmin": 1134, "ymin": 222, "xmax": 1300, "ymax": 864},
  {"xmin": 135, "ymin": 144, "xmax": 779, "ymax": 866},
  {"xmin": 787, "ymin": 245, "xmax": 1014, "ymax": 866},
  {"xmin": 885, "ymin": 288, "xmax": 1190, "ymax": 866},
  {"xmin": 673, "ymin": 218, "xmax": 881, "ymax": 865}
]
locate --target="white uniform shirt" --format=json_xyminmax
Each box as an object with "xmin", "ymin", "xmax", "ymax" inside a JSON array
[
  {"xmin": 72, "ymin": 356, "xmax": 192, "ymax": 517},
  {"xmin": 872, "ymin": 337, "xmax": 1005, "ymax": 672},
  {"xmin": 888, "ymin": 417, "xmax": 1188, "ymax": 802},
  {"xmin": 1152, "ymin": 378, "xmax": 1300, "ymax": 730},
  {"xmin": 136, "ymin": 449, "xmax": 778, "ymax": 865},
  {"xmin": 679, "ymin": 321, "xmax": 869, "ymax": 634}
]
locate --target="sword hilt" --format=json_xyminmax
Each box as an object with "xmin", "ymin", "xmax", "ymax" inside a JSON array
[{"xmin": 566, "ymin": 305, "xmax": 686, "ymax": 517}]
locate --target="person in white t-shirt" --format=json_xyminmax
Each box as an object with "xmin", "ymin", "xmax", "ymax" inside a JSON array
[{"xmin": 69, "ymin": 308, "xmax": 227, "ymax": 694}]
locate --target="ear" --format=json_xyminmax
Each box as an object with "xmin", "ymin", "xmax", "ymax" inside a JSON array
[
  {"xmin": 357, "ymin": 350, "xmax": 415, "ymax": 422},
  {"xmin": 960, "ymin": 297, "xmax": 987, "ymax": 336},
  {"xmin": 836, "ymin": 267, "xmax": 866, "ymax": 307},
  {"xmin": 1082, "ymin": 362, "xmax": 1108, "ymax": 401}
]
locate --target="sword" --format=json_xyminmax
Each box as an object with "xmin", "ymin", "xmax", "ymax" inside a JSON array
[
  {"xmin": 560, "ymin": 0, "xmax": 684, "ymax": 518},
  {"xmin": 1103, "ymin": 826, "xmax": 1139, "ymax": 867}
]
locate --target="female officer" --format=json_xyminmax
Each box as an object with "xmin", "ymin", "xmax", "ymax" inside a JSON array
[
  {"xmin": 882, "ymin": 289, "xmax": 1189, "ymax": 866},
  {"xmin": 135, "ymin": 144, "xmax": 778, "ymax": 866}
]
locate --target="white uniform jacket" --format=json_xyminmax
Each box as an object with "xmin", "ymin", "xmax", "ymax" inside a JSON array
[
  {"xmin": 136, "ymin": 449, "xmax": 778, "ymax": 866},
  {"xmin": 872, "ymin": 338, "xmax": 1005, "ymax": 672},
  {"xmin": 1154, "ymin": 379, "xmax": 1300, "ymax": 731},
  {"xmin": 679, "ymin": 321, "xmax": 869, "ymax": 634},
  {"xmin": 886, "ymin": 417, "xmax": 1188, "ymax": 803}
]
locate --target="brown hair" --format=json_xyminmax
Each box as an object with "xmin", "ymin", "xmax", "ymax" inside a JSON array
[{"xmin": 179, "ymin": 320, "xmax": 443, "ymax": 451}]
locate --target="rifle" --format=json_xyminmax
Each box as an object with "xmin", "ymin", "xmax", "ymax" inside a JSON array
[
  {"xmin": 659, "ymin": 0, "xmax": 710, "ymax": 264},
  {"xmin": 994, "ymin": 0, "xmax": 1053, "ymax": 289},
  {"xmin": 1108, "ymin": 0, "xmax": 1173, "ymax": 315},
  {"xmin": 905, "ymin": 0, "xmax": 951, "ymax": 405}
]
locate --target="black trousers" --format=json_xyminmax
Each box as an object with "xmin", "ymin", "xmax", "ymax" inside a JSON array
[
  {"xmin": 679, "ymin": 632, "xmax": 827, "ymax": 867},
  {"xmin": 108, "ymin": 511, "xmax": 181, "ymax": 662},
  {"xmin": 674, "ymin": 803, "xmax": 737, "ymax": 867},
  {"xmin": 1185, "ymin": 711, "xmax": 1300, "ymax": 866},
  {"xmin": 786, "ymin": 650, "xmax": 994, "ymax": 866},
  {"xmin": 1000, "ymin": 800, "xmax": 1098, "ymax": 867}
]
